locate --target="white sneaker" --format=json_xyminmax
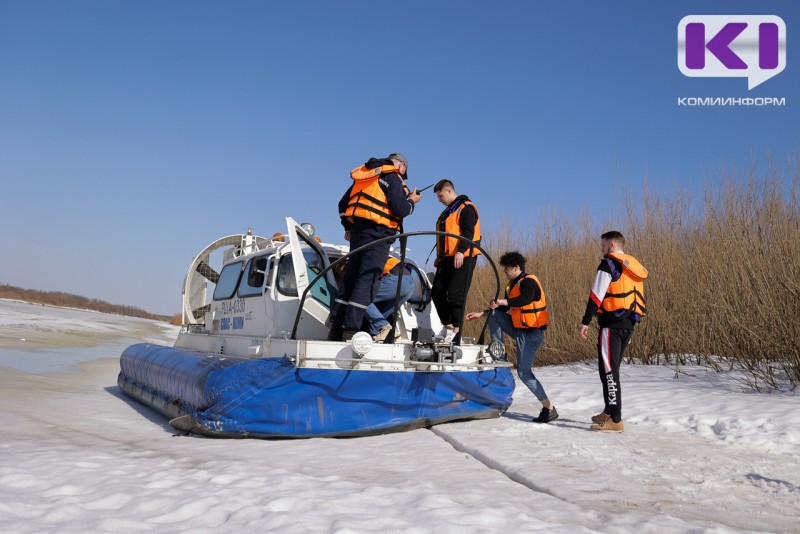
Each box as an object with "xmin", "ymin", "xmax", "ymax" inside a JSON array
[{"xmin": 435, "ymin": 327, "xmax": 455, "ymax": 342}]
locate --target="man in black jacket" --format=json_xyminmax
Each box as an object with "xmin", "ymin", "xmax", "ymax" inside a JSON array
[
  {"xmin": 431, "ymin": 179, "xmax": 480, "ymax": 342},
  {"xmin": 466, "ymin": 251, "xmax": 557, "ymax": 424}
]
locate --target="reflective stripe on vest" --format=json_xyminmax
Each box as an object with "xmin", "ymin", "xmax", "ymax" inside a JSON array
[
  {"xmin": 343, "ymin": 165, "xmax": 409, "ymax": 230},
  {"xmin": 436, "ymin": 200, "xmax": 482, "ymax": 257},
  {"xmin": 507, "ymin": 273, "xmax": 549, "ymax": 329},
  {"xmin": 600, "ymin": 253, "xmax": 647, "ymax": 317}
]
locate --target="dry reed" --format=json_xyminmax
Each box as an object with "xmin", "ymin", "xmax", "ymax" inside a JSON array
[{"xmin": 462, "ymin": 158, "xmax": 800, "ymax": 388}]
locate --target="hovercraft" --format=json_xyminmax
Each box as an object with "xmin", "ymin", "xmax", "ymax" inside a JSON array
[{"xmin": 118, "ymin": 217, "xmax": 514, "ymax": 438}]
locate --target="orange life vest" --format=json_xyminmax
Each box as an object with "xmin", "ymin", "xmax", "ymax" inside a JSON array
[
  {"xmin": 382, "ymin": 257, "xmax": 400, "ymax": 275},
  {"xmin": 600, "ymin": 252, "xmax": 648, "ymax": 317},
  {"xmin": 507, "ymin": 274, "xmax": 549, "ymax": 329},
  {"xmin": 342, "ymin": 165, "xmax": 409, "ymax": 230},
  {"xmin": 436, "ymin": 200, "xmax": 482, "ymax": 257}
]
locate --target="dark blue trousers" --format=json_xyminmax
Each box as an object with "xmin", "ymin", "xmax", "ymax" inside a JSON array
[{"xmin": 333, "ymin": 228, "xmax": 392, "ymax": 332}]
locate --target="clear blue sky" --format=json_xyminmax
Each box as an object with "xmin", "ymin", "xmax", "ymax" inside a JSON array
[{"xmin": 1, "ymin": 1, "xmax": 798, "ymax": 315}]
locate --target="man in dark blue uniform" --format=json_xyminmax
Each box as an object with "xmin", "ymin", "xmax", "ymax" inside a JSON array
[{"xmin": 330, "ymin": 153, "xmax": 421, "ymax": 341}]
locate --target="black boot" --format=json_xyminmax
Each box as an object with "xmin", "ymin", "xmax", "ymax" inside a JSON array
[{"xmin": 327, "ymin": 323, "xmax": 343, "ymax": 341}]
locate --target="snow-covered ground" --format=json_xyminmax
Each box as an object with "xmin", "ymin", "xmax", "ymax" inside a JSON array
[{"xmin": 1, "ymin": 300, "xmax": 798, "ymax": 533}]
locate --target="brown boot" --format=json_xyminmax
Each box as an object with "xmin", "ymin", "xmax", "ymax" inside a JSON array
[
  {"xmin": 591, "ymin": 412, "xmax": 610, "ymax": 424},
  {"xmin": 590, "ymin": 418, "xmax": 624, "ymax": 432},
  {"xmin": 373, "ymin": 324, "xmax": 393, "ymax": 342}
]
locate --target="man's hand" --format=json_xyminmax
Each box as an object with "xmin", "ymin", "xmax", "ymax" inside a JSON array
[
  {"xmin": 454, "ymin": 251, "xmax": 464, "ymax": 269},
  {"xmin": 408, "ymin": 189, "xmax": 422, "ymax": 203},
  {"xmin": 489, "ymin": 299, "xmax": 506, "ymax": 310},
  {"xmin": 344, "ymin": 231, "xmax": 351, "ymax": 242},
  {"xmin": 579, "ymin": 325, "xmax": 589, "ymax": 340},
  {"xmin": 465, "ymin": 311, "xmax": 484, "ymax": 321}
]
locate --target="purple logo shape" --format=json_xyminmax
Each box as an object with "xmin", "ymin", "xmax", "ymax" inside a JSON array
[
  {"xmin": 760, "ymin": 23, "xmax": 780, "ymax": 69},
  {"xmin": 678, "ymin": 15, "xmax": 786, "ymax": 89},
  {"xmin": 686, "ymin": 22, "xmax": 748, "ymax": 69}
]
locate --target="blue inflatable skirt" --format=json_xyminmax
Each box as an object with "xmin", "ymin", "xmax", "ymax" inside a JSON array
[{"xmin": 117, "ymin": 343, "xmax": 515, "ymax": 438}]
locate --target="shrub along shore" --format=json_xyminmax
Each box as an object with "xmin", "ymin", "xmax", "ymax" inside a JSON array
[
  {"xmin": 463, "ymin": 159, "xmax": 799, "ymax": 389},
  {"xmin": 0, "ymin": 285, "xmax": 169, "ymax": 322}
]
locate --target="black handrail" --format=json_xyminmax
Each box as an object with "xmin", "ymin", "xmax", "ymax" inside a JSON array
[
  {"xmin": 385, "ymin": 234, "xmax": 407, "ymax": 344},
  {"xmin": 291, "ymin": 230, "xmax": 501, "ymax": 345}
]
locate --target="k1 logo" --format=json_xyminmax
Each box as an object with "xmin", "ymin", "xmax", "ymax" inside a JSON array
[{"xmin": 678, "ymin": 15, "xmax": 786, "ymax": 90}]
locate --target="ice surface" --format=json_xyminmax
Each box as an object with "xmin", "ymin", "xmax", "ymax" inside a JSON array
[{"xmin": 1, "ymin": 300, "xmax": 797, "ymax": 533}]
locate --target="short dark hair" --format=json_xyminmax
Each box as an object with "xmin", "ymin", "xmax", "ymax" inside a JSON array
[
  {"xmin": 433, "ymin": 179, "xmax": 454, "ymax": 193},
  {"xmin": 499, "ymin": 251, "xmax": 526, "ymax": 270},
  {"xmin": 601, "ymin": 231, "xmax": 625, "ymax": 246}
]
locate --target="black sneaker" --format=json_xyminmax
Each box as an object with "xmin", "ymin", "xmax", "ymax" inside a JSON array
[{"xmin": 533, "ymin": 406, "xmax": 559, "ymax": 423}]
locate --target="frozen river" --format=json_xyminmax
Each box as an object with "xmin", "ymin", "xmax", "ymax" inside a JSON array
[{"xmin": 1, "ymin": 298, "xmax": 798, "ymax": 533}]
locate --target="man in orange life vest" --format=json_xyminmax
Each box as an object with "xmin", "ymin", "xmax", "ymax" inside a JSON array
[
  {"xmin": 331, "ymin": 153, "xmax": 422, "ymax": 341},
  {"xmin": 431, "ymin": 179, "xmax": 480, "ymax": 342},
  {"xmin": 465, "ymin": 251, "xmax": 558, "ymax": 424},
  {"xmin": 364, "ymin": 256, "xmax": 415, "ymax": 342},
  {"xmin": 579, "ymin": 231, "xmax": 648, "ymax": 432}
]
